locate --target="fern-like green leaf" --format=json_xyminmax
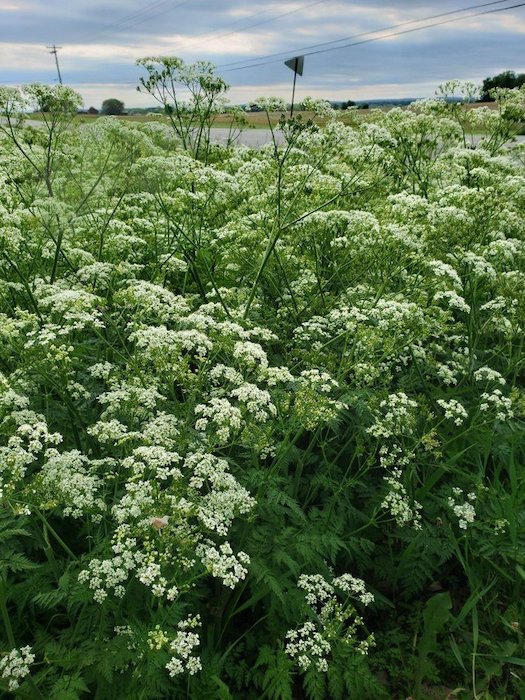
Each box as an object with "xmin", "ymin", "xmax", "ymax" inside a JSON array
[{"xmin": 303, "ymin": 667, "xmax": 326, "ymax": 700}]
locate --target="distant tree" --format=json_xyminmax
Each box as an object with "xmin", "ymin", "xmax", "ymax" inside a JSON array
[
  {"xmin": 481, "ymin": 71, "xmax": 525, "ymax": 101},
  {"xmin": 101, "ymin": 98, "xmax": 125, "ymax": 115},
  {"xmin": 340, "ymin": 99, "xmax": 356, "ymax": 110}
]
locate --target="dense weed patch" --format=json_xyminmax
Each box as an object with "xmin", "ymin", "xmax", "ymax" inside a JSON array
[{"xmin": 0, "ymin": 75, "xmax": 524, "ymax": 698}]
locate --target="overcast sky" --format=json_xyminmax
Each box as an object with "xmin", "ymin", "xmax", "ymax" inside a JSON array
[{"xmin": 1, "ymin": 0, "xmax": 525, "ymax": 108}]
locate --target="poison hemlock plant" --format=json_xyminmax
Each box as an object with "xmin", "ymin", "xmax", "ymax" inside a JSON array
[{"xmin": 0, "ymin": 74, "xmax": 524, "ymax": 698}]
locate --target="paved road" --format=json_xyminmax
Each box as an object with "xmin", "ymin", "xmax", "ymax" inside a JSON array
[
  {"xmin": 209, "ymin": 127, "xmax": 286, "ymax": 147},
  {"xmin": 3, "ymin": 118, "xmax": 524, "ymax": 149},
  {"xmin": 2, "ymin": 119, "xmax": 284, "ymax": 147},
  {"xmin": 212, "ymin": 129, "xmax": 525, "ymax": 148}
]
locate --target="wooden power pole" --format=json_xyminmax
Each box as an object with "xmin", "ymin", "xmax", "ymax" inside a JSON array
[{"xmin": 47, "ymin": 45, "xmax": 63, "ymax": 84}]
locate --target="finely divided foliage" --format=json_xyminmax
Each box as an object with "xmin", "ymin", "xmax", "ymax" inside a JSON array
[{"xmin": 0, "ymin": 68, "xmax": 524, "ymax": 698}]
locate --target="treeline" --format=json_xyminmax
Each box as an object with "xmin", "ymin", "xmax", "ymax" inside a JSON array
[{"xmin": 482, "ymin": 70, "xmax": 525, "ymax": 101}]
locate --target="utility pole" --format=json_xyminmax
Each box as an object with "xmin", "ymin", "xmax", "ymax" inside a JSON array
[{"xmin": 47, "ymin": 45, "xmax": 63, "ymax": 84}]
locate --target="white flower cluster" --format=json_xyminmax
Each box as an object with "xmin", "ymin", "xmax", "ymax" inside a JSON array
[
  {"xmin": 293, "ymin": 304, "xmax": 366, "ymax": 352},
  {"xmin": 230, "ymin": 382, "xmax": 276, "ymax": 422},
  {"xmin": 436, "ymin": 398, "xmax": 468, "ymax": 426},
  {"xmin": 298, "ymin": 573, "xmax": 374, "ymax": 607},
  {"xmin": 370, "ymin": 299, "xmax": 423, "ymax": 332},
  {"xmin": 97, "ymin": 382, "xmax": 163, "ymax": 421},
  {"xmin": 165, "ymin": 616, "xmax": 202, "ymax": 677},
  {"xmin": 253, "ymin": 96, "xmax": 287, "ymax": 112},
  {"xmin": 461, "ymin": 251, "xmax": 497, "ymax": 280},
  {"xmin": 232, "ymin": 340, "xmax": 269, "ymax": 370},
  {"xmin": 0, "ymin": 398, "xmax": 62, "ymax": 497},
  {"xmin": 381, "ymin": 469, "xmax": 422, "ymax": 530},
  {"xmin": 78, "ymin": 537, "xmax": 144, "ymax": 602},
  {"xmin": 0, "ymin": 646, "xmax": 35, "ymax": 691},
  {"xmin": 474, "ymin": 366, "xmax": 506, "ymax": 385},
  {"xmin": 448, "ymin": 487, "xmax": 476, "ymax": 530},
  {"xmin": 294, "ymin": 369, "xmax": 346, "ymax": 430},
  {"xmin": 130, "ymin": 325, "xmax": 213, "ymax": 362},
  {"xmin": 367, "ymin": 392, "xmax": 418, "ymax": 439},
  {"xmin": 479, "ymin": 296, "xmax": 516, "ymax": 336},
  {"xmin": 333, "ymin": 574, "xmax": 375, "ymax": 606},
  {"xmin": 494, "ymin": 518, "xmax": 509, "ymax": 534},
  {"xmin": 208, "ymin": 364, "xmax": 244, "ymax": 386},
  {"xmin": 36, "ymin": 285, "xmax": 104, "ymax": 331},
  {"xmin": 147, "ymin": 616, "xmax": 202, "ymax": 677},
  {"xmin": 195, "ymin": 398, "xmax": 242, "ymax": 443},
  {"xmin": 112, "ymin": 478, "xmax": 155, "ymax": 524},
  {"xmin": 187, "ymin": 452, "xmax": 255, "ymax": 535},
  {"xmin": 136, "ymin": 561, "xmax": 169, "ymax": 597},
  {"xmin": 479, "ymin": 389, "xmax": 514, "ymax": 421},
  {"xmin": 262, "ymin": 365, "xmax": 294, "ymax": 387},
  {"xmin": 426, "ymin": 259, "xmax": 462, "ymax": 290},
  {"xmin": 123, "ymin": 445, "xmax": 182, "ymax": 481},
  {"xmin": 285, "ymin": 622, "xmax": 332, "ymax": 672},
  {"xmin": 302, "ymin": 96, "xmax": 335, "ymax": 118},
  {"xmin": 297, "ymin": 573, "xmax": 334, "ymax": 606},
  {"xmin": 40, "ymin": 449, "xmax": 104, "ymax": 520},
  {"xmin": 195, "ymin": 540, "xmax": 250, "ymax": 588},
  {"xmin": 433, "ymin": 290, "xmax": 471, "ymax": 314},
  {"xmin": 299, "ymin": 369, "xmax": 339, "ymax": 394},
  {"xmin": 115, "ymin": 279, "xmax": 190, "ymax": 323},
  {"xmin": 79, "ymin": 446, "xmax": 255, "ymax": 601},
  {"xmin": 285, "ymin": 572, "xmax": 374, "ymax": 673},
  {"xmin": 76, "ymin": 262, "xmax": 115, "ymax": 290},
  {"xmin": 378, "ymin": 443, "xmax": 413, "ymax": 470}
]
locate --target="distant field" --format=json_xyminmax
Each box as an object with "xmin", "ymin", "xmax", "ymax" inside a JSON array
[
  {"xmin": 26, "ymin": 102, "xmax": 504, "ymax": 133},
  {"xmin": 30, "ymin": 110, "xmax": 356, "ymax": 128}
]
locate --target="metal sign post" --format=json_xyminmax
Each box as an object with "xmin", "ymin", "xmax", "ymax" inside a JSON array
[{"xmin": 284, "ymin": 55, "xmax": 304, "ymax": 117}]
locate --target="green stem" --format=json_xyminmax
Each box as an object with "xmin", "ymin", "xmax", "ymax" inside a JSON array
[
  {"xmin": 0, "ymin": 584, "xmax": 15, "ymax": 648},
  {"xmin": 33, "ymin": 509, "xmax": 77, "ymax": 560}
]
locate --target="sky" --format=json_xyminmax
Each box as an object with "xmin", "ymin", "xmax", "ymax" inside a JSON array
[{"xmin": 1, "ymin": 0, "xmax": 525, "ymax": 108}]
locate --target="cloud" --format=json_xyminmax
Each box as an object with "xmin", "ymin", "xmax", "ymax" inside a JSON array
[
  {"xmin": 1, "ymin": 0, "xmax": 525, "ymax": 105},
  {"xmin": 0, "ymin": 0, "xmax": 29, "ymax": 10}
]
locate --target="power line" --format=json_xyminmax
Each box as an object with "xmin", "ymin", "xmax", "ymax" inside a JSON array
[
  {"xmin": 76, "ymin": 0, "xmax": 191, "ymax": 44},
  {"xmin": 303, "ymin": 1, "xmax": 525, "ymax": 58},
  {"xmin": 6, "ymin": 1, "xmax": 525, "ymax": 89},
  {"xmin": 46, "ymin": 44, "xmax": 63, "ymax": 84},
  {"xmin": 216, "ymin": 0, "xmax": 513, "ymax": 70},
  {"xmin": 177, "ymin": 0, "xmax": 328, "ymax": 50},
  {"xmin": 221, "ymin": 1, "xmax": 525, "ymax": 73},
  {"xmin": 79, "ymin": 0, "xmax": 328, "ymax": 51}
]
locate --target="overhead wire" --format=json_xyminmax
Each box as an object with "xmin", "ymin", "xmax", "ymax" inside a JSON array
[
  {"xmin": 4, "ymin": 0, "xmax": 524, "ymax": 87},
  {"xmin": 66, "ymin": 0, "xmax": 525, "ymax": 85},
  {"xmin": 216, "ymin": 0, "xmax": 524, "ymax": 72},
  {"xmin": 75, "ymin": 0, "xmax": 172, "ymax": 42},
  {"xmin": 76, "ymin": 0, "xmax": 191, "ymax": 44},
  {"xmin": 176, "ymin": 0, "xmax": 328, "ymax": 49},
  {"xmin": 77, "ymin": 0, "xmax": 327, "ymax": 44},
  {"xmin": 215, "ymin": 0, "xmax": 514, "ymax": 69}
]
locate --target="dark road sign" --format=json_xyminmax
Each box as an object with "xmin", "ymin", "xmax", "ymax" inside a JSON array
[{"xmin": 284, "ymin": 56, "xmax": 304, "ymax": 76}]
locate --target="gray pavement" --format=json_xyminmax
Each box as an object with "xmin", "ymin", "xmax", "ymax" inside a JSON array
[
  {"xmin": 209, "ymin": 127, "xmax": 285, "ymax": 148},
  {"xmin": 3, "ymin": 118, "xmax": 524, "ymax": 149},
  {"xmin": 212, "ymin": 129, "xmax": 525, "ymax": 148}
]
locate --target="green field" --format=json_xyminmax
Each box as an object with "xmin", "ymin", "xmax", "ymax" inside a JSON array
[{"xmin": 27, "ymin": 100, "xmax": 502, "ymax": 130}]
